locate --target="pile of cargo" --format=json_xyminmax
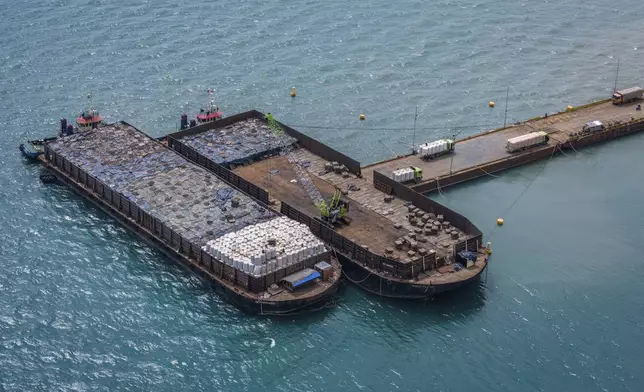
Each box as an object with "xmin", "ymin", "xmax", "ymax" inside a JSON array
[
  {"xmin": 47, "ymin": 123, "xmax": 276, "ymax": 245},
  {"xmin": 392, "ymin": 167, "xmax": 416, "ymax": 182},
  {"xmin": 418, "ymin": 139, "xmax": 454, "ymax": 159},
  {"xmin": 203, "ymin": 216, "xmax": 327, "ymax": 277},
  {"xmin": 505, "ymin": 131, "xmax": 549, "ymax": 153},
  {"xmin": 180, "ymin": 118, "xmax": 297, "ymax": 166}
]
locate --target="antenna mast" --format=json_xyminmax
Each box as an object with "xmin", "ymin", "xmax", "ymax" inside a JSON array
[
  {"xmin": 613, "ymin": 58, "xmax": 620, "ymax": 93},
  {"xmin": 412, "ymin": 105, "xmax": 418, "ymax": 154}
]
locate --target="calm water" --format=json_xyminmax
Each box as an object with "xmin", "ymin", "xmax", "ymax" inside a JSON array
[{"xmin": 2, "ymin": 0, "xmax": 644, "ymax": 390}]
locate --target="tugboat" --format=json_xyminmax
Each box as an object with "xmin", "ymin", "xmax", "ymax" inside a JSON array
[
  {"xmin": 19, "ymin": 94, "xmax": 105, "ymax": 161},
  {"xmin": 180, "ymin": 89, "xmax": 223, "ymax": 130}
]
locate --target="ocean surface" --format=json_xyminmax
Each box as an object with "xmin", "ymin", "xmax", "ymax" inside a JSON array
[{"xmin": 1, "ymin": 0, "xmax": 644, "ymax": 390}]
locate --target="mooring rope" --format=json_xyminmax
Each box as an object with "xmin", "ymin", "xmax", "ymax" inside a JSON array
[
  {"xmin": 475, "ymin": 165, "xmax": 502, "ymax": 178},
  {"xmin": 488, "ymin": 144, "xmax": 559, "ymax": 241},
  {"xmin": 331, "ymin": 248, "xmax": 373, "ymax": 284},
  {"xmin": 435, "ymin": 177, "xmax": 447, "ymax": 199}
]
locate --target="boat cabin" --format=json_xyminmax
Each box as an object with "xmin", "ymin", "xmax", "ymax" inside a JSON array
[
  {"xmin": 76, "ymin": 109, "xmax": 105, "ymax": 131},
  {"xmin": 197, "ymin": 99, "xmax": 222, "ymax": 123}
]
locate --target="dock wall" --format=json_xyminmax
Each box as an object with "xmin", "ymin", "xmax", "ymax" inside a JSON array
[
  {"xmin": 412, "ymin": 118, "xmax": 644, "ymax": 194},
  {"xmin": 166, "ymin": 110, "xmax": 362, "ymax": 175}
]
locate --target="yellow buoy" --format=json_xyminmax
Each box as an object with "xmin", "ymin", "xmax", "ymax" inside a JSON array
[
  {"xmin": 359, "ymin": 114, "xmax": 365, "ymax": 120},
  {"xmin": 486, "ymin": 241, "xmax": 492, "ymax": 255},
  {"xmin": 290, "ymin": 87, "xmax": 296, "ymax": 97},
  {"xmin": 497, "ymin": 218, "xmax": 504, "ymax": 226},
  {"xmin": 567, "ymin": 105, "xmax": 573, "ymax": 111},
  {"xmin": 489, "ymin": 101, "xmax": 495, "ymax": 108}
]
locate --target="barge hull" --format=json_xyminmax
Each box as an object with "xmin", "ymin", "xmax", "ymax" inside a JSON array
[
  {"xmin": 41, "ymin": 159, "xmax": 340, "ymax": 316},
  {"xmin": 337, "ymin": 250, "xmax": 487, "ymax": 299}
]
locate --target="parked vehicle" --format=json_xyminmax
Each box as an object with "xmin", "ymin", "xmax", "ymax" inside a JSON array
[
  {"xmin": 582, "ymin": 120, "xmax": 604, "ymax": 133},
  {"xmin": 392, "ymin": 166, "xmax": 423, "ymax": 183},
  {"xmin": 418, "ymin": 139, "xmax": 455, "ymax": 160},
  {"xmin": 612, "ymin": 87, "xmax": 643, "ymax": 105},
  {"xmin": 505, "ymin": 131, "xmax": 549, "ymax": 153}
]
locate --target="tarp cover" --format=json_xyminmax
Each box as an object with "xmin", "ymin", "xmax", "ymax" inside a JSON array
[{"xmin": 293, "ymin": 271, "xmax": 321, "ymax": 287}]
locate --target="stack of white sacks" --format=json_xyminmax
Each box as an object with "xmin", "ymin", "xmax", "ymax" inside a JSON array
[
  {"xmin": 419, "ymin": 139, "xmax": 449, "ymax": 157},
  {"xmin": 392, "ymin": 167, "xmax": 415, "ymax": 182},
  {"xmin": 203, "ymin": 216, "xmax": 327, "ymax": 277}
]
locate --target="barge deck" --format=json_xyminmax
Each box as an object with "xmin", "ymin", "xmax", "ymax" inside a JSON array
[{"xmin": 41, "ymin": 122, "xmax": 341, "ymax": 315}]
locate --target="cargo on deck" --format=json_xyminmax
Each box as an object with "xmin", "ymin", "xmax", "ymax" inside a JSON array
[{"xmin": 43, "ymin": 122, "xmax": 341, "ymax": 314}]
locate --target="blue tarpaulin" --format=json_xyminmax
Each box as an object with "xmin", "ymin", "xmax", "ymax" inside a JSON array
[{"xmin": 293, "ymin": 271, "xmax": 321, "ymax": 288}]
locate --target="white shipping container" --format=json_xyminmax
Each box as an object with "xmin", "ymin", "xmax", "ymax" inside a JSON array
[{"xmin": 506, "ymin": 131, "xmax": 549, "ymax": 152}]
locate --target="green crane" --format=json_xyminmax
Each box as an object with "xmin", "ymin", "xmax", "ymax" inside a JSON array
[{"xmin": 264, "ymin": 113, "xmax": 350, "ymax": 225}]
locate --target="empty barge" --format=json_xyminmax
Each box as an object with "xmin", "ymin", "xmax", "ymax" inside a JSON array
[
  {"xmin": 40, "ymin": 122, "xmax": 341, "ymax": 315},
  {"xmin": 165, "ymin": 111, "xmax": 489, "ymax": 299}
]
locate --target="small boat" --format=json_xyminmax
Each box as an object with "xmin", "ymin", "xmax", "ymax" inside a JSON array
[
  {"xmin": 20, "ymin": 94, "xmax": 106, "ymax": 161},
  {"xmin": 179, "ymin": 89, "xmax": 225, "ymax": 131},
  {"xmin": 197, "ymin": 89, "xmax": 223, "ymax": 123}
]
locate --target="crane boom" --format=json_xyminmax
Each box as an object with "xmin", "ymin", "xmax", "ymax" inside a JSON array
[{"xmin": 265, "ymin": 113, "xmax": 325, "ymax": 205}]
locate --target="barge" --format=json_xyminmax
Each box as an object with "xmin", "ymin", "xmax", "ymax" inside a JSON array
[
  {"xmin": 166, "ymin": 111, "xmax": 489, "ymax": 299},
  {"xmin": 40, "ymin": 122, "xmax": 341, "ymax": 315}
]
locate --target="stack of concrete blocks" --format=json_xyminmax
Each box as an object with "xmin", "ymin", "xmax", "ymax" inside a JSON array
[{"xmin": 203, "ymin": 216, "xmax": 327, "ymax": 277}]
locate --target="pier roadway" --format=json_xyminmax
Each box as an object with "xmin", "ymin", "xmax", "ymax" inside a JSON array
[{"xmin": 361, "ymin": 99, "xmax": 644, "ymax": 192}]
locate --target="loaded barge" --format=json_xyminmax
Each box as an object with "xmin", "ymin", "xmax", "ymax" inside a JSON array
[
  {"xmin": 166, "ymin": 112, "xmax": 488, "ymax": 299},
  {"xmin": 40, "ymin": 122, "xmax": 341, "ymax": 315}
]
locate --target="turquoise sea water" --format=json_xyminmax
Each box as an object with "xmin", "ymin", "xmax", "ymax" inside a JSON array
[{"xmin": 2, "ymin": 0, "xmax": 644, "ymax": 390}]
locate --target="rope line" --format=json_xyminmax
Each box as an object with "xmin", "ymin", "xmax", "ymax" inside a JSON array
[
  {"xmin": 556, "ymin": 143, "xmax": 570, "ymax": 157},
  {"xmin": 568, "ymin": 139, "xmax": 582, "ymax": 155},
  {"xmin": 332, "ymin": 248, "xmax": 373, "ymax": 284},
  {"xmin": 488, "ymin": 144, "xmax": 559, "ymax": 241},
  {"xmin": 475, "ymin": 165, "xmax": 502, "ymax": 178},
  {"xmin": 287, "ymin": 123, "xmax": 498, "ymax": 132},
  {"xmin": 435, "ymin": 177, "xmax": 447, "ymax": 199}
]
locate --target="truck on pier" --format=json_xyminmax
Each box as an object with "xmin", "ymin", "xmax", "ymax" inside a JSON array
[
  {"xmin": 505, "ymin": 131, "xmax": 549, "ymax": 153},
  {"xmin": 581, "ymin": 120, "xmax": 604, "ymax": 134},
  {"xmin": 612, "ymin": 87, "xmax": 643, "ymax": 105},
  {"xmin": 392, "ymin": 166, "xmax": 423, "ymax": 183},
  {"xmin": 418, "ymin": 139, "xmax": 455, "ymax": 160}
]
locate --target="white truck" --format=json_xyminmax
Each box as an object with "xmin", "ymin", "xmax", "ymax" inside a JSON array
[
  {"xmin": 581, "ymin": 120, "xmax": 604, "ymax": 133},
  {"xmin": 417, "ymin": 139, "xmax": 455, "ymax": 160},
  {"xmin": 505, "ymin": 131, "xmax": 549, "ymax": 153},
  {"xmin": 612, "ymin": 87, "xmax": 643, "ymax": 105},
  {"xmin": 392, "ymin": 166, "xmax": 423, "ymax": 183}
]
